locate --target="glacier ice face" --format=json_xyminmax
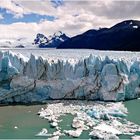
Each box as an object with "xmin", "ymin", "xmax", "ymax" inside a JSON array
[
  {"xmin": 125, "ymin": 61, "xmax": 140, "ymax": 99},
  {"xmin": 0, "ymin": 50, "xmax": 140, "ymax": 103},
  {"xmin": 99, "ymin": 63, "xmax": 127, "ymax": 101},
  {"xmin": 0, "ymin": 56, "xmax": 19, "ymax": 82}
]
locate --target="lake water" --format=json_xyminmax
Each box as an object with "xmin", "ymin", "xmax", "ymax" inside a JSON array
[{"xmin": 0, "ymin": 100, "xmax": 140, "ymax": 139}]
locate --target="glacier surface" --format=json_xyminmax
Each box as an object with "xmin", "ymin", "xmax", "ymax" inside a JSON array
[{"xmin": 0, "ymin": 50, "xmax": 140, "ymax": 103}]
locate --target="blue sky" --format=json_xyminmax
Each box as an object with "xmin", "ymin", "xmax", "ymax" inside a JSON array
[
  {"xmin": 0, "ymin": 8, "xmax": 55, "ymax": 24},
  {"xmin": 0, "ymin": 0, "xmax": 139, "ymax": 41},
  {"xmin": 0, "ymin": 0, "xmax": 62, "ymax": 24}
]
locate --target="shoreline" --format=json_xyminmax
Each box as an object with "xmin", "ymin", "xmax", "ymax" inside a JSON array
[{"xmin": 0, "ymin": 98, "xmax": 138, "ymax": 107}]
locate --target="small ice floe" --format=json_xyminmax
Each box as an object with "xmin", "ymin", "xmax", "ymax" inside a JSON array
[
  {"xmin": 89, "ymin": 130, "xmax": 119, "ymax": 140},
  {"xmin": 50, "ymin": 122, "xmax": 58, "ymax": 128},
  {"xmin": 112, "ymin": 120, "xmax": 122, "ymax": 127},
  {"xmin": 94, "ymin": 123, "xmax": 122, "ymax": 135},
  {"xmin": 37, "ymin": 108, "xmax": 44, "ymax": 115},
  {"xmin": 47, "ymin": 136, "xmax": 59, "ymax": 140},
  {"xmin": 86, "ymin": 104, "xmax": 127, "ymax": 120},
  {"xmin": 72, "ymin": 119, "xmax": 84, "ymax": 129},
  {"xmin": 86, "ymin": 109, "xmax": 101, "ymax": 119},
  {"xmin": 38, "ymin": 108, "xmax": 53, "ymax": 118},
  {"xmin": 86, "ymin": 121, "xmax": 96, "ymax": 127},
  {"xmin": 14, "ymin": 126, "xmax": 18, "ymax": 129},
  {"xmin": 52, "ymin": 130, "xmax": 64, "ymax": 137},
  {"xmin": 132, "ymin": 135, "xmax": 140, "ymax": 140},
  {"xmin": 108, "ymin": 109, "xmax": 127, "ymax": 118},
  {"xmin": 64, "ymin": 129, "xmax": 83, "ymax": 138},
  {"xmin": 36, "ymin": 128, "xmax": 64, "ymax": 138},
  {"xmin": 36, "ymin": 128, "xmax": 48, "ymax": 136}
]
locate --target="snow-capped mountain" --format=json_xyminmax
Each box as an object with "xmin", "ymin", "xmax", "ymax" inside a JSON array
[
  {"xmin": 1, "ymin": 20, "xmax": 140, "ymax": 51},
  {"xmin": 58, "ymin": 20, "xmax": 140, "ymax": 51},
  {"xmin": 0, "ymin": 31, "xmax": 69, "ymax": 48},
  {"xmin": 34, "ymin": 31, "xmax": 69, "ymax": 48},
  {"xmin": 110, "ymin": 20, "xmax": 140, "ymax": 31}
]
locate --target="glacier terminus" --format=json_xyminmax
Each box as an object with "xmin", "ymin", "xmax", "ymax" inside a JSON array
[{"xmin": 0, "ymin": 49, "xmax": 140, "ymax": 103}]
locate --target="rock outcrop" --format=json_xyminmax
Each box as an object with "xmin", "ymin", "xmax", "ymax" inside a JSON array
[{"xmin": 0, "ymin": 50, "xmax": 140, "ymax": 103}]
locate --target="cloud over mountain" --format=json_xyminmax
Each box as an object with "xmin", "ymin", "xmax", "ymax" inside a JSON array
[{"xmin": 0, "ymin": 0, "xmax": 140, "ymax": 41}]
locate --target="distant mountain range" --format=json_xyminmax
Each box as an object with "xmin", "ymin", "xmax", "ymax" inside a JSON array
[
  {"xmin": 34, "ymin": 31, "xmax": 69, "ymax": 48},
  {"xmin": 58, "ymin": 20, "xmax": 140, "ymax": 51},
  {"xmin": 0, "ymin": 38, "xmax": 34, "ymax": 48},
  {"xmin": 1, "ymin": 20, "xmax": 140, "ymax": 51},
  {"xmin": 0, "ymin": 31, "xmax": 69, "ymax": 48}
]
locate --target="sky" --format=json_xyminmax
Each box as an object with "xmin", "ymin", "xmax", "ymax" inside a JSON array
[{"xmin": 0, "ymin": 0, "xmax": 140, "ymax": 41}]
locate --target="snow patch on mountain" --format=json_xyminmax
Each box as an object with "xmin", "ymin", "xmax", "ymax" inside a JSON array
[
  {"xmin": 34, "ymin": 31, "xmax": 69, "ymax": 48},
  {"xmin": 133, "ymin": 25, "xmax": 138, "ymax": 29},
  {"xmin": 0, "ymin": 31, "xmax": 69, "ymax": 48}
]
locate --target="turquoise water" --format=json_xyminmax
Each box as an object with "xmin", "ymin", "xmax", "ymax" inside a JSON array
[
  {"xmin": 0, "ymin": 100, "xmax": 140, "ymax": 139},
  {"xmin": 119, "ymin": 99, "xmax": 140, "ymax": 139},
  {"xmin": 0, "ymin": 105, "xmax": 48, "ymax": 139}
]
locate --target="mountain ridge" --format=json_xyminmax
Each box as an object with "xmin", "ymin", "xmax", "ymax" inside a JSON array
[{"xmin": 57, "ymin": 20, "xmax": 140, "ymax": 51}]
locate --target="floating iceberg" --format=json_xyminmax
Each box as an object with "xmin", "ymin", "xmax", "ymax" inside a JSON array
[
  {"xmin": 37, "ymin": 100, "xmax": 140, "ymax": 139},
  {"xmin": 94, "ymin": 123, "xmax": 122, "ymax": 135}
]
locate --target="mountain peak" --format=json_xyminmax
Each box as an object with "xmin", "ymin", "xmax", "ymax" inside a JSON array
[
  {"xmin": 34, "ymin": 31, "xmax": 69, "ymax": 48},
  {"xmin": 111, "ymin": 20, "xmax": 140, "ymax": 31},
  {"xmin": 54, "ymin": 31, "xmax": 63, "ymax": 37},
  {"xmin": 49, "ymin": 31, "xmax": 65, "ymax": 40},
  {"xmin": 34, "ymin": 33, "xmax": 48, "ymax": 45}
]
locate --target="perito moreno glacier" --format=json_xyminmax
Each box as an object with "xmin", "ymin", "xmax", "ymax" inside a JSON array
[{"xmin": 0, "ymin": 50, "xmax": 140, "ymax": 104}]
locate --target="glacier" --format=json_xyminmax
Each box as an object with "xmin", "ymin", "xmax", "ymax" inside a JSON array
[{"xmin": 0, "ymin": 50, "xmax": 140, "ymax": 103}]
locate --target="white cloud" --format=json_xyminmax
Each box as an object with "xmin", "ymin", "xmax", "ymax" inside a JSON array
[
  {"xmin": 0, "ymin": 14, "xmax": 4, "ymax": 20},
  {"xmin": 0, "ymin": 22, "xmax": 38, "ymax": 40},
  {"xmin": 0, "ymin": 0, "xmax": 57, "ymax": 18},
  {"xmin": 0, "ymin": 0, "xmax": 24, "ymax": 18},
  {"xmin": 0, "ymin": 0, "xmax": 140, "ymax": 41}
]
